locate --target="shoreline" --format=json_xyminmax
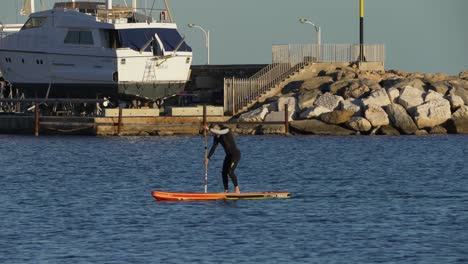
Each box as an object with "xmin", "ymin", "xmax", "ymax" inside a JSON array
[
  {"xmin": 234, "ymin": 67, "xmax": 468, "ymax": 136},
  {"xmin": 1, "ymin": 66, "xmax": 467, "ymax": 137}
]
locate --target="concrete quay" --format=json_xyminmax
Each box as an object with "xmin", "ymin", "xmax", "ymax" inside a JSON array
[{"xmin": 0, "ymin": 115, "xmax": 232, "ymax": 136}]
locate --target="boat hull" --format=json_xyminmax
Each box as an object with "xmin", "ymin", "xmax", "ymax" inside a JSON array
[
  {"xmin": 152, "ymin": 191, "xmax": 291, "ymax": 201},
  {"xmin": 12, "ymin": 81, "xmax": 185, "ymax": 100}
]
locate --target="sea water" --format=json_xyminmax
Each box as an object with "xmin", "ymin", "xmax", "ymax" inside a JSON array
[{"xmin": 0, "ymin": 135, "xmax": 467, "ymax": 263}]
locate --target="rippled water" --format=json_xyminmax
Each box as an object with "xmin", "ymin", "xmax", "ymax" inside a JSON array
[{"xmin": 1, "ymin": 135, "xmax": 467, "ymax": 263}]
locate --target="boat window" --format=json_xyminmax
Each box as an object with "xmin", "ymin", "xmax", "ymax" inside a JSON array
[
  {"xmin": 64, "ymin": 30, "xmax": 94, "ymax": 45},
  {"xmin": 22, "ymin": 17, "xmax": 47, "ymax": 30},
  {"xmin": 100, "ymin": 29, "xmax": 121, "ymax": 49}
]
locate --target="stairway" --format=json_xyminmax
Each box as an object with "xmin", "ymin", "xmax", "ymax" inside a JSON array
[{"xmin": 224, "ymin": 61, "xmax": 316, "ymax": 116}]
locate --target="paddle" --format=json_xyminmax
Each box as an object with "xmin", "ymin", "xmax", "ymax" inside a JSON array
[{"xmin": 203, "ymin": 105, "xmax": 208, "ymax": 193}]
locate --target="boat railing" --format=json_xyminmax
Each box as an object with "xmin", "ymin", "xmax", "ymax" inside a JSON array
[{"xmin": 59, "ymin": 5, "xmax": 171, "ymax": 23}]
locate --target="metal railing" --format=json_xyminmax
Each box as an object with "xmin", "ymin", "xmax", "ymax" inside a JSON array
[{"xmin": 224, "ymin": 44, "xmax": 385, "ymax": 115}]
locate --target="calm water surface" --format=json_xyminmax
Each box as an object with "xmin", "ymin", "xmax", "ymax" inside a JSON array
[{"xmin": 0, "ymin": 135, "xmax": 467, "ymax": 263}]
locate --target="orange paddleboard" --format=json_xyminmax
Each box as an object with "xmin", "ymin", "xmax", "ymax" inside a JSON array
[{"xmin": 152, "ymin": 191, "xmax": 291, "ymax": 201}]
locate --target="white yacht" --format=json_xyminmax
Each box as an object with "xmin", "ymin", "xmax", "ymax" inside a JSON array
[{"xmin": 0, "ymin": 0, "xmax": 192, "ymax": 101}]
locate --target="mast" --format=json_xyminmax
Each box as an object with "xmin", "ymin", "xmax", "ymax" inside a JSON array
[
  {"xmin": 106, "ymin": 0, "xmax": 112, "ymax": 10},
  {"xmin": 163, "ymin": 0, "xmax": 174, "ymax": 23},
  {"xmin": 132, "ymin": 0, "xmax": 137, "ymax": 11},
  {"xmin": 20, "ymin": 0, "xmax": 34, "ymax": 15},
  {"xmin": 30, "ymin": 0, "xmax": 35, "ymax": 13}
]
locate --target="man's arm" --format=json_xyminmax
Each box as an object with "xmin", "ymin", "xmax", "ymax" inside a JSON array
[
  {"xmin": 210, "ymin": 128, "xmax": 229, "ymax": 135},
  {"xmin": 207, "ymin": 136, "xmax": 219, "ymax": 159}
]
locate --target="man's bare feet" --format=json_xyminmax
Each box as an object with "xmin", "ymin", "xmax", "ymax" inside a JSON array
[
  {"xmin": 224, "ymin": 189, "xmax": 229, "ymax": 193},
  {"xmin": 235, "ymin": 186, "xmax": 241, "ymax": 193}
]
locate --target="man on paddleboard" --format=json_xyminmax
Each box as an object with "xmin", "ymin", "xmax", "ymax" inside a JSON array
[{"xmin": 204, "ymin": 124, "xmax": 241, "ymax": 193}]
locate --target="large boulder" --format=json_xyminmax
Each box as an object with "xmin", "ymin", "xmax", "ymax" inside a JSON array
[
  {"xmin": 299, "ymin": 76, "xmax": 334, "ymax": 91},
  {"xmin": 446, "ymin": 94, "xmax": 464, "ymax": 111},
  {"xmin": 386, "ymin": 87, "xmax": 400, "ymax": 103},
  {"xmin": 290, "ymin": 119, "xmax": 355, "ymax": 135},
  {"xmin": 384, "ymin": 103, "xmax": 418, "ymax": 135},
  {"xmin": 398, "ymin": 86, "xmax": 425, "ymax": 110},
  {"xmin": 424, "ymin": 90, "xmax": 445, "ymax": 103},
  {"xmin": 380, "ymin": 77, "xmax": 404, "ymax": 89},
  {"xmin": 258, "ymin": 124, "xmax": 286, "ymax": 135},
  {"xmin": 448, "ymin": 84, "xmax": 468, "ymax": 104},
  {"xmin": 362, "ymin": 89, "xmax": 391, "ymax": 107},
  {"xmin": 360, "ymin": 78, "xmax": 382, "ymax": 91},
  {"xmin": 238, "ymin": 105, "xmax": 269, "ymax": 122},
  {"xmin": 342, "ymin": 81, "xmax": 371, "ymax": 99},
  {"xmin": 412, "ymin": 99, "xmax": 451, "ymax": 129},
  {"xmin": 264, "ymin": 111, "xmax": 294, "ymax": 122},
  {"xmin": 299, "ymin": 105, "xmax": 332, "ymax": 119},
  {"xmin": 320, "ymin": 110, "xmax": 355, "ymax": 125},
  {"xmin": 423, "ymin": 73, "xmax": 449, "ymax": 83},
  {"xmin": 328, "ymin": 80, "xmax": 352, "ymax": 95},
  {"xmin": 365, "ymin": 104, "xmax": 390, "ymax": 127},
  {"xmin": 297, "ymin": 90, "xmax": 322, "ymax": 111},
  {"xmin": 332, "ymin": 69, "xmax": 357, "ymax": 81},
  {"xmin": 357, "ymin": 72, "xmax": 383, "ymax": 84},
  {"xmin": 427, "ymin": 81, "xmax": 450, "ymax": 96},
  {"xmin": 339, "ymin": 99, "xmax": 363, "ymax": 116},
  {"xmin": 313, "ymin": 92, "xmax": 343, "ymax": 111},
  {"xmin": 400, "ymin": 78, "xmax": 427, "ymax": 91},
  {"xmin": 450, "ymin": 106, "xmax": 468, "ymax": 133},
  {"xmin": 278, "ymin": 97, "xmax": 297, "ymax": 112},
  {"xmin": 381, "ymin": 78, "xmax": 426, "ymax": 91},
  {"xmin": 460, "ymin": 71, "xmax": 468, "ymax": 80},
  {"xmin": 329, "ymin": 79, "xmax": 379, "ymax": 99},
  {"xmin": 377, "ymin": 125, "xmax": 401, "ymax": 136},
  {"xmin": 347, "ymin": 117, "xmax": 372, "ymax": 132},
  {"xmin": 414, "ymin": 130, "xmax": 429, "ymax": 136},
  {"xmin": 429, "ymin": 126, "xmax": 448, "ymax": 135}
]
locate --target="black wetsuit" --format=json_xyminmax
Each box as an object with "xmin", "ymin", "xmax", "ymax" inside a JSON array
[{"xmin": 207, "ymin": 127, "xmax": 241, "ymax": 191}]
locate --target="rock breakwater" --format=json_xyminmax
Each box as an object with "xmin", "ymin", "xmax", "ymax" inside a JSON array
[{"xmin": 235, "ymin": 67, "xmax": 468, "ymax": 135}]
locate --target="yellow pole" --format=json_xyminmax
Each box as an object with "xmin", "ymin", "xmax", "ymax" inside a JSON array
[
  {"xmin": 359, "ymin": 0, "xmax": 365, "ymax": 61},
  {"xmin": 360, "ymin": 0, "xmax": 364, "ymax": 18}
]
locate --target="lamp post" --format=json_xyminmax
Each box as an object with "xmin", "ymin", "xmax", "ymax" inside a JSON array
[
  {"xmin": 299, "ymin": 18, "xmax": 321, "ymax": 46},
  {"xmin": 299, "ymin": 18, "xmax": 321, "ymax": 62},
  {"xmin": 188, "ymin": 23, "xmax": 210, "ymax": 65}
]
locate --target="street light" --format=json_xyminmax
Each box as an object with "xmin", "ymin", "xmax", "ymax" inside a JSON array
[
  {"xmin": 188, "ymin": 23, "xmax": 210, "ymax": 65},
  {"xmin": 299, "ymin": 18, "xmax": 321, "ymax": 46}
]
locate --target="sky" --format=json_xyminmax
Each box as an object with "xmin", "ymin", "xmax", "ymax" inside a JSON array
[{"xmin": 0, "ymin": 0, "xmax": 467, "ymax": 75}]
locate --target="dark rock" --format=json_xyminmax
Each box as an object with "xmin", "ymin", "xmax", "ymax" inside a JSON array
[
  {"xmin": 290, "ymin": 119, "xmax": 355, "ymax": 135},
  {"xmin": 384, "ymin": 104, "xmax": 418, "ymax": 135},
  {"xmin": 360, "ymin": 78, "xmax": 382, "ymax": 91},
  {"xmin": 328, "ymin": 80, "xmax": 351, "ymax": 95},
  {"xmin": 299, "ymin": 77, "xmax": 334, "ymax": 91},
  {"xmin": 333, "ymin": 70, "xmax": 357, "ymax": 81},
  {"xmin": 377, "ymin": 125, "xmax": 401, "ymax": 136},
  {"xmin": 381, "ymin": 78, "xmax": 427, "ymax": 91},
  {"xmin": 297, "ymin": 90, "xmax": 322, "ymax": 111},
  {"xmin": 258, "ymin": 124, "xmax": 286, "ymax": 135},
  {"xmin": 343, "ymin": 83, "xmax": 371, "ymax": 99},
  {"xmin": 429, "ymin": 126, "xmax": 447, "ymax": 134},
  {"xmin": 320, "ymin": 110, "xmax": 355, "ymax": 125},
  {"xmin": 414, "ymin": 130, "xmax": 429, "ymax": 135}
]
